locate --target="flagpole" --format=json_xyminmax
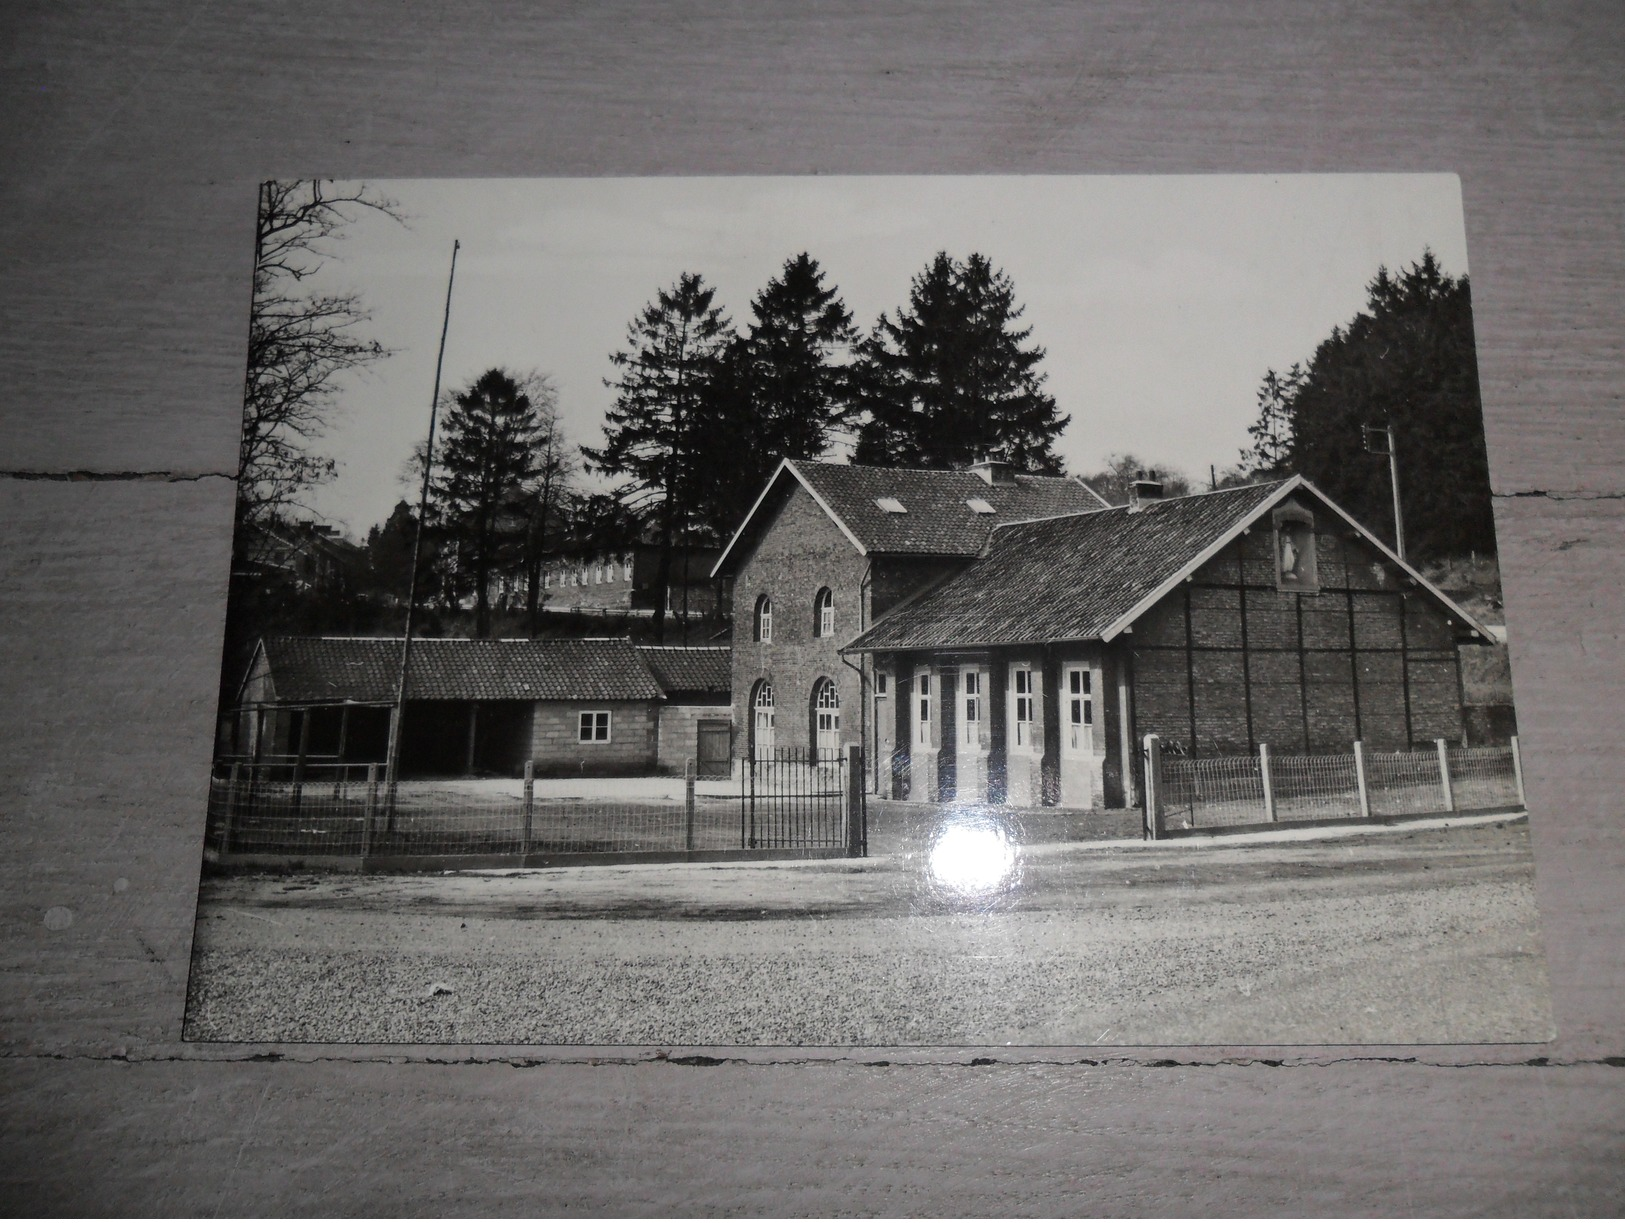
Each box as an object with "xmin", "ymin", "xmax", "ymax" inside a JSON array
[{"xmin": 384, "ymin": 239, "xmax": 460, "ymax": 823}]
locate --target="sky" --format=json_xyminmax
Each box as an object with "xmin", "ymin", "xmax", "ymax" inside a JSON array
[{"xmin": 273, "ymin": 175, "xmax": 1470, "ymax": 538}]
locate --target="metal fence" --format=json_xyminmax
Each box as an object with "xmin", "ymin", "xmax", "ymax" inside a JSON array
[
  {"xmin": 204, "ymin": 747, "xmax": 864, "ymax": 868},
  {"xmin": 1149, "ymin": 736, "xmax": 1525, "ymax": 836}
]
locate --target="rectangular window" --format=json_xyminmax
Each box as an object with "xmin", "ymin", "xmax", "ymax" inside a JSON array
[
  {"xmin": 917, "ymin": 673, "xmax": 931, "ymax": 745},
  {"xmin": 963, "ymin": 670, "xmax": 981, "ymax": 745},
  {"xmin": 820, "ymin": 601, "xmax": 835, "ymax": 637},
  {"xmin": 578, "ymin": 711, "xmax": 611, "ymax": 743},
  {"xmin": 875, "ymin": 672, "xmax": 888, "ymax": 696},
  {"xmin": 1013, "ymin": 668, "xmax": 1033, "ymax": 747},
  {"xmin": 1066, "ymin": 667, "xmax": 1093, "ymax": 749}
]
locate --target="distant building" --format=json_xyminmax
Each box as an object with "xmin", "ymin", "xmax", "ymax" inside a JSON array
[
  {"xmin": 228, "ymin": 636, "xmax": 732, "ymax": 779},
  {"xmin": 533, "ymin": 545, "xmax": 727, "ymax": 619},
  {"xmin": 235, "ymin": 521, "xmax": 364, "ymax": 596}
]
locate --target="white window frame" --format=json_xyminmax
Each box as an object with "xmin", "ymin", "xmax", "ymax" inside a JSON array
[
  {"xmin": 814, "ymin": 680, "xmax": 841, "ymax": 760},
  {"xmin": 816, "ymin": 588, "xmax": 835, "ymax": 638},
  {"xmin": 916, "ymin": 671, "xmax": 932, "ymax": 747},
  {"xmin": 1012, "ymin": 666, "xmax": 1035, "ymax": 749},
  {"xmin": 1065, "ymin": 666, "xmax": 1093, "ymax": 752},
  {"xmin": 578, "ymin": 710, "xmax": 611, "ymax": 743},
  {"xmin": 757, "ymin": 596, "xmax": 773, "ymax": 643},
  {"xmin": 962, "ymin": 668, "xmax": 982, "ymax": 746},
  {"xmin": 752, "ymin": 681, "xmax": 776, "ymax": 759}
]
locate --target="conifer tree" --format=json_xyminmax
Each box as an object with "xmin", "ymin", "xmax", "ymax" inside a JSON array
[
  {"xmin": 431, "ymin": 368, "xmax": 552, "ymax": 637},
  {"xmin": 849, "ymin": 252, "xmax": 1067, "ymax": 472},
  {"xmin": 696, "ymin": 254, "xmax": 855, "ymax": 540},
  {"xmin": 1241, "ymin": 251, "xmax": 1492, "ymax": 561},
  {"xmin": 585, "ymin": 273, "xmax": 735, "ymax": 641}
]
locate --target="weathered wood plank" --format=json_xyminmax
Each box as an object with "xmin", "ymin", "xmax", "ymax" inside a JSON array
[{"xmin": 3, "ymin": 1057, "xmax": 1623, "ymax": 1216}]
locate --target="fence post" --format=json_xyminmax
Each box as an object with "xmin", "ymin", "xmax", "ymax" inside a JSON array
[
  {"xmin": 361, "ymin": 762, "xmax": 378, "ymax": 858},
  {"xmin": 1260, "ymin": 743, "xmax": 1275, "ymax": 823},
  {"xmin": 1142, "ymin": 734, "xmax": 1162, "ymax": 840},
  {"xmin": 522, "ymin": 759, "xmax": 535, "ymax": 857},
  {"xmin": 1436, "ymin": 738, "xmax": 1455, "ymax": 811},
  {"xmin": 1510, "ymin": 735, "xmax": 1526, "ymax": 809},
  {"xmin": 684, "ymin": 757, "xmax": 697, "ymax": 852},
  {"xmin": 291, "ymin": 710, "xmax": 310, "ymax": 812},
  {"xmin": 221, "ymin": 763, "xmax": 240, "ymax": 855},
  {"xmin": 846, "ymin": 744, "xmax": 864, "ymax": 857},
  {"xmin": 1353, "ymin": 740, "xmax": 1371, "ymax": 821}
]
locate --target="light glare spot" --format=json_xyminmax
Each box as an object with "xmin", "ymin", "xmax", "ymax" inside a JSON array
[{"xmin": 929, "ymin": 819, "xmax": 1016, "ymax": 895}]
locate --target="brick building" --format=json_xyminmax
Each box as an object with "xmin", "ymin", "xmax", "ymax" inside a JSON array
[
  {"xmin": 534, "ymin": 545, "xmax": 727, "ymax": 619},
  {"xmin": 229, "ymin": 636, "xmax": 730, "ymax": 778},
  {"xmin": 710, "ymin": 457, "xmax": 1109, "ymax": 790},
  {"xmin": 845, "ymin": 474, "xmax": 1492, "ymax": 809}
]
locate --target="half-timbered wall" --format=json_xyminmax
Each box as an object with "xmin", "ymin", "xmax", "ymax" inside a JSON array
[{"xmin": 1130, "ymin": 520, "xmax": 1465, "ymax": 754}]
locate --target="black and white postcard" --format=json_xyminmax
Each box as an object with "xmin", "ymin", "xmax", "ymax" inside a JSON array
[{"xmin": 183, "ymin": 175, "xmax": 1551, "ymax": 1046}]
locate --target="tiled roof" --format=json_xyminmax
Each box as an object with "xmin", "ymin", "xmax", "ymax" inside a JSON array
[
  {"xmin": 846, "ymin": 481, "xmax": 1290, "ymax": 651},
  {"xmin": 790, "ymin": 460, "xmax": 1107, "ymax": 557},
  {"xmin": 256, "ymin": 636, "xmax": 665, "ymax": 704},
  {"xmin": 714, "ymin": 460, "xmax": 1107, "ymax": 574},
  {"xmin": 636, "ymin": 646, "xmax": 732, "ymax": 697}
]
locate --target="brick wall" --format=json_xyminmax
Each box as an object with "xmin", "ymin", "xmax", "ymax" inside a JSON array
[
  {"xmin": 729, "ymin": 483, "xmax": 871, "ymax": 763},
  {"xmin": 527, "ymin": 700, "xmax": 658, "ymax": 775},
  {"xmin": 1132, "ymin": 516, "xmax": 1467, "ymax": 755}
]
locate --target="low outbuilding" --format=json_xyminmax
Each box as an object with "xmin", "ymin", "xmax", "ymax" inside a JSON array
[{"xmin": 228, "ymin": 636, "xmax": 729, "ymax": 778}]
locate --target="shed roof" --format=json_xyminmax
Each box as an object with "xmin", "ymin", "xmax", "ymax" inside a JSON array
[
  {"xmin": 845, "ymin": 476, "xmax": 1491, "ymax": 652},
  {"xmin": 635, "ymin": 645, "xmax": 732, "ymax": 697},
  {"xmin": 712, "ymin": 459, "xmax": 1108, "ymax": 574},
  {"xmin": 245, "ymin": 636, "xmax": 666, "ymax": 705}
]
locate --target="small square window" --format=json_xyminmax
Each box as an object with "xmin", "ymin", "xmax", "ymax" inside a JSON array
[
  {"xmin": 874, "ymin": 496, "xmax": 907, "ymax": 514},
  {"xmin": 578, "ymin": 711, "xmax": 611, "ymax": 742}
]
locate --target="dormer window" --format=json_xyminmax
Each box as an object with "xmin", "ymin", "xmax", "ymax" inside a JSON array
[
  {"xmin": 755, "ymin": 594, "xmax": 773, "ymax": 643},
  {"xmin": 814, "ymin": 587, "xmax": 834, "ymax": 637},
  {"xmin": 1272, "ymin": 504, "xmax": 1319, "ymax": 593},
  {"xmin": 874, "ymin": 496, "xmax": 907, "ymax": 514},
  {"xmin": 965, "ymin": 498, "xmax": 995, "ymax": 515}
]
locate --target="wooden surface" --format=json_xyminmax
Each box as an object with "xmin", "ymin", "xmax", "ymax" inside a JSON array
[{"xmin": 3, "ymin": 2, "xmax": 1622, "ymax": 1213}]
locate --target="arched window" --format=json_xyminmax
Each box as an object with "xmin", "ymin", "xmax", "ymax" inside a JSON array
[
  {"xmin": 755, "ymin": 594, "xmax": 773, "ymax": 643},
  {"xmin": 751, "ymin": 680, "xmax": 776, "ymax": 760},
  {"xmin": 812, "ymin": 678, "xmax": 841, "ymax": 761},
  {"xmin": 813, "ymin": 587, "xmax": 834, "ymax": 638}
]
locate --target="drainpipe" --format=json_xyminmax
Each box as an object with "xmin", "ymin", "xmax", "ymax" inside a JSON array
[{"xmin": 838, "ymin": 560, "xmax": 874, "ymax": 792}]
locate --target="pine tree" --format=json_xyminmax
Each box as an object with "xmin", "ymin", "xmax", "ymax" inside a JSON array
[
  {"xmin": 696, "ymin": 254, "xmax": 855, "ymax": 541},
  {"xmin": 849, "ymin": 252, "xmax": 1067, "ymax": 472},
  {"xmin": 431, "ymin": 368, "xmax": 551, "ymax": 637},
  {"xmin": 584, "ymin": 273, "xmax": 735, "ymax": 641},
  {"xmin": 1241, "ymin": 363, "xmax": 1303, "ymax": 475}
]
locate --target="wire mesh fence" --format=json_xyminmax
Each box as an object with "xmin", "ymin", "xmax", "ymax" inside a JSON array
[
  {"xmin": 1154, "ymin": 737, "xmax": 1524, "ymax": 835},
  {"xmin": 1160, "ymin": 754, "xmax": 1266, "ymax": 829},
  {"xmin": 205, "ymin": 750, "xmax": 860, "ymax": 865}
]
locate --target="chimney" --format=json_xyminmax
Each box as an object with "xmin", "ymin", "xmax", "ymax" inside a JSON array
[
  {"xmin": 1127, "ymin": 470, "xmax": 1164, "ymax": 512},
  {"xmin": 969, "ymin": 456, "xmax": 1017, "ymax": 486}
]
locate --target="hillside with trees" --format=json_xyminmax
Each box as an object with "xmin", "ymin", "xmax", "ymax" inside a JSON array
[{"xmin": 1239, "ymin": 251, "xmax": 1492, "ymax": 564}]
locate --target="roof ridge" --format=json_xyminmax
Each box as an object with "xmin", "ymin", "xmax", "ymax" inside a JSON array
[{"xmin": 792, "ymin": 457, "xmax": 1080, "ymax": 483}]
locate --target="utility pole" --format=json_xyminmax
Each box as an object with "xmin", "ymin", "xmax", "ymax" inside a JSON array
[
  {"xmin": 1362, "ymin": 421, "xmax": 1406, "ymax": 561},
  {"xmin": 384, "ymin": 239, "xmax": 461, "ymax": 822}
]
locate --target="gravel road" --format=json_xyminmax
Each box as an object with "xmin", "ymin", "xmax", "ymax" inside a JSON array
[{"xmin": 183, "ymin": 819, "xmax": 1552, "ymax": 1047}]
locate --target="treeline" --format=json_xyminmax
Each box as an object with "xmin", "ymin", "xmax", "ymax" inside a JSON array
[
  {"xmin": 1238, "ymin": 250, "xmax": 1493, "ymax": 564},
  {"xmin": 585, "ymin": 250, "xmax": 1069, "ymax": 635}
]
